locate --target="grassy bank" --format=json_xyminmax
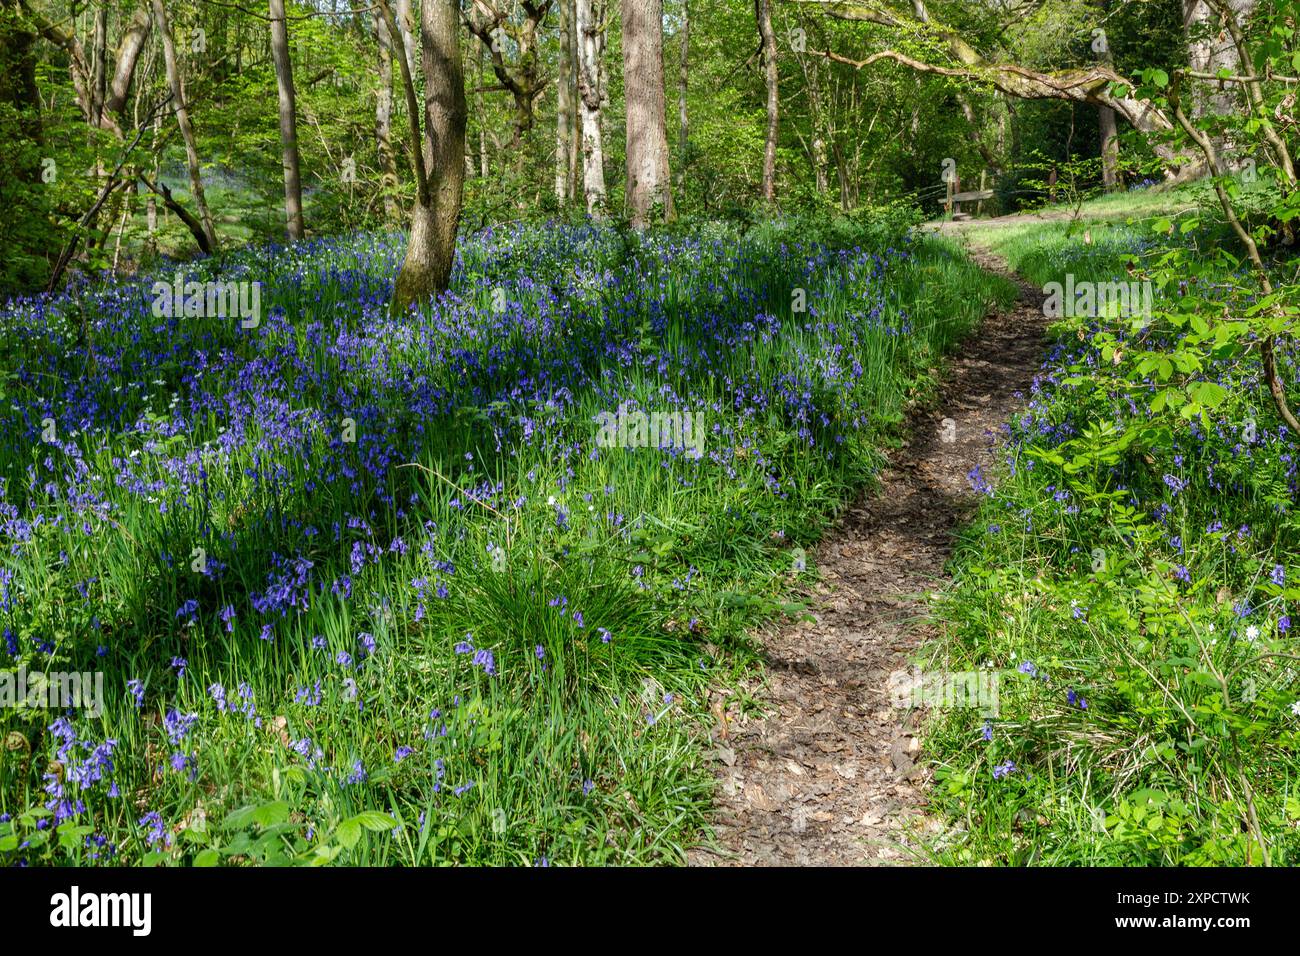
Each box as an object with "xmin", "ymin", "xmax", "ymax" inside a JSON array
[{"xmin": 923, "ymin": 193, "xmax": 1300, "ymax": 865}]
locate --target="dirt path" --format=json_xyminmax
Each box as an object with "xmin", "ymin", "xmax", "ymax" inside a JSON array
[{"xmin": 689, "ymin": 242, "xmax": 1048, "ymax": 866}]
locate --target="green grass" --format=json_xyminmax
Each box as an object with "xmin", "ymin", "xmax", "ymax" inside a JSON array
[
  {"xmin": 0, "ymin": 218, "xmax": 1011, "ymax": 866},
  {"xmin": 920, "ymin": 192, "xmax": 1300, "ymax": 866},
  {"xmin": 1018, "ymin": 181, "xmax": 1202, "ymax": 221}
]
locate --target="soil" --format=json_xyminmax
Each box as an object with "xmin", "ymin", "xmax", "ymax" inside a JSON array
[{"xmin": 688, "ymin": 241, "xmax": 1049, "ymax": 866}]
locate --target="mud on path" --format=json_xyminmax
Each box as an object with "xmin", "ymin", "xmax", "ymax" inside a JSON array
[{"xmin": 689, "ymin": 243, "xmax": 1049, "ymax": 866}]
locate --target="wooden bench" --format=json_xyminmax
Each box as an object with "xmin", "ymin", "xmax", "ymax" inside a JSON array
[{"xmin": 944, "ymin": 172, "xmax": 994, "ymax": 218}]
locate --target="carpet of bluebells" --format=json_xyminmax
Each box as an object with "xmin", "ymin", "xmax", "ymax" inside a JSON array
[
  {"xmin": 925, "ymin": 220, "xmax": 1300, "ymax": 866},
  {"xmin": 0, "ymin": 218, "xmax": 1004, "ymax": 864}
]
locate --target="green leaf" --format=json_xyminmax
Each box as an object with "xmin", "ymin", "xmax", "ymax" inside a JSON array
[
  {"xmin": 346, "ymin": 811, "xmax": 399, "ymax": 833},
  {"xmin": 58, "ymin": 825, "xmax": 94, "ymax": 850},
  {"xmin": 310, "ymin": 844, "xmax": 343, "ymax": 866},
  {"xmin": 335, "ymin": 819, "xmax": 362, "ymax": 850},
  {"xmin": 223, "ymin": 800, "xmax": 290, "ymax": 831},
  {"xmin": 1190, "ymin": 381, "xmax": 1229, "ymax": 408}
]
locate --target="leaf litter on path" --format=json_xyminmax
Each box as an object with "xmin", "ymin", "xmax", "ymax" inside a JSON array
[{"xmin": 689, "ymin": 245, "xmax": 1049, "ymax": 867}]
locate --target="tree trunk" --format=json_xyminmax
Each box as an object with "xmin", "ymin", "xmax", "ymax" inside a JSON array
[
  {"xmin": 1183, "ymin": 0, "xmax": 1252, "ymax": 119},
  {"xmin": 143, "ymin": 113, "xmax": 161, "ymax": 259},
  {"xmin": 1098, "ymin": 104, "xmax": 1120, "ymax": 190},
  {"xmin": 598, "ymin": 16, "xmax": 608, "ymax": 146},
  {"xmin": 1094, "ymin": 18, "xmax": 1120, "ymax": 191},
  {"xmin": 372, "ymin": 8, "xmax": 401, "ymax": 221},
  {"xmin": 269, "ymin": 0, "xmax": 304, "ymax": 241},
  {"xmin": 677, "ymin": 0, "xmax": 688, "ymax": 185},
  {"xmin": 91, "ymin": 2, "xmax": 107, "ymax": 124},
  {"xmin": 557, "ymin": 0, "xmax": 575, "ymax": 203},
  {"xmin": 622, "ymin": 0, "xmax": 673, "ymax": 226},
  {"xmin": 794, "ymin": 44, "xmax": 830, "ymax": 194},
  {"xmin": 463, "ymin": 1, "xmax": 549, "ymax": 173},
  {"xmin": 152, "ymin": 0, "xmax": 218, "ymax": 252},
  {"xmin": 576, "ymin": 0, "xmax": 606, "ymax": 216},
  {"xmin": 833, "ymin": 138, "xmax": 850, "ymax": 210},
  {"xmin": 23, "ymin": 0, "xmax": 147, "ymax": 136},
  {"xmin": 105, "ymin": 5, "xmax": 151, "ymax": 120},
  {"xmin": 568, "ymin": 0, "xmax": 580, "ymax": 199},
  {"xmin": 139, "ymin": 171, "xmax": 214, "ymax": 255},
  {"xmin": 755, "ymin": 0, "xmax": 778, "ymax": 204},
  {"xmin": 390, "ymin": 0, "xmax": 466, "ymax": 313},
  {"xmin": 477, "ymin": 44, "xmax": 489, "ymax": 177},
  {"xmin": 396, "ymin": 0, "xmax": 418, "ymax": 82}
]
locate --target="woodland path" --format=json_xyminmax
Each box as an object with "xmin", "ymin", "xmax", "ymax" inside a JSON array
[{"xmin": 689, "ymin": 238, "xmax": 1049, "ymax": 866}]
